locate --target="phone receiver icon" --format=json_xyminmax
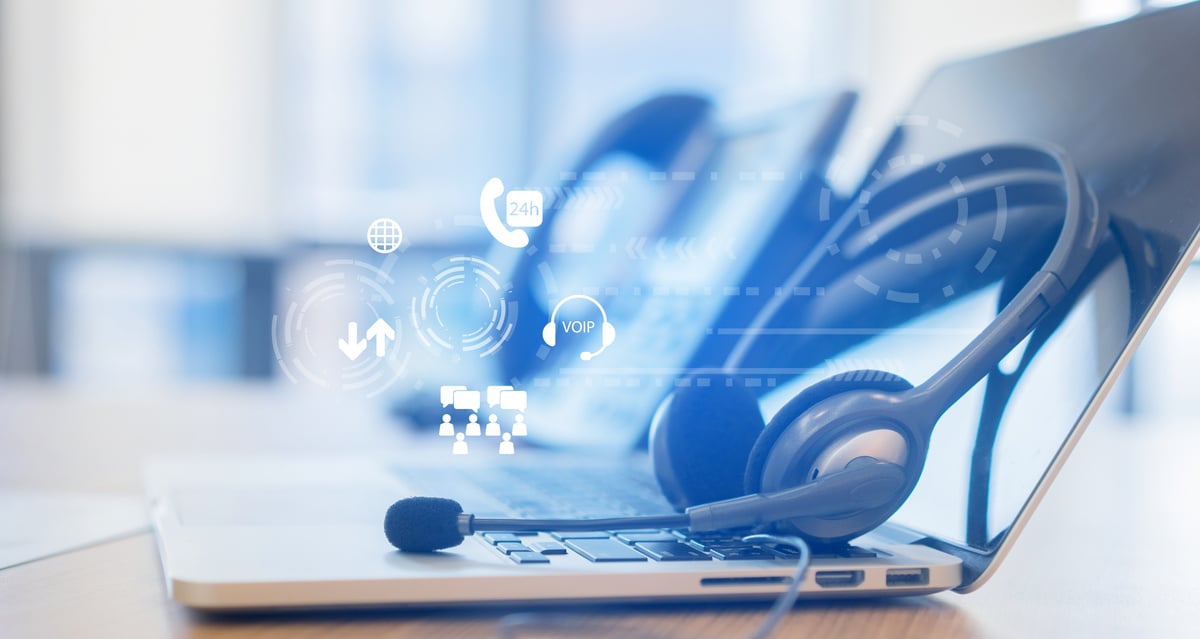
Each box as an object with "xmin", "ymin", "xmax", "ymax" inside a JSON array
[{"xmin": 480, "ymin": 177, "xmax": 529, "ymax": 249}]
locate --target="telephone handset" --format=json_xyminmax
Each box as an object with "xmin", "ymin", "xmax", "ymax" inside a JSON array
[
  {"xmin": 496, "ymin": 93, "xmax": 718, "ymax": 379},
  {"xmin": 492, "ymin": 91, "xmax": 860, "ymax": 450},
  {"xmin": 479, "ymin": 177, "xmax": 527, "ymax": 248},
  {"xmin": 481, "ymin": 177, "xmax": 546, "ymax": 249}
]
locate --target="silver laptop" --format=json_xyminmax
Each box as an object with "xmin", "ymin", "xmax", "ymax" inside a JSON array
[{"xmin": 146, "ymin": 5, "xmax": 1200, "ymax": 610}]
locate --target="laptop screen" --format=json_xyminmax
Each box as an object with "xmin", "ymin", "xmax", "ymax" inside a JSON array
[{"xmin": 758, "ymin": 4, "xmax": 1200, "ymax": 558}]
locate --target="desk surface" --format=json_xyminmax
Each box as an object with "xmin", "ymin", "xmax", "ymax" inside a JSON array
[{"xmin": 1, "ymin": 383, "xmax": 1196, "ymax": 638}]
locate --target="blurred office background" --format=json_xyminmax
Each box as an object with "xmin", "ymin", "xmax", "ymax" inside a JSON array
[{"xmin": 1, "ymin": 0, "xmax": 1195, "ymax": 413}]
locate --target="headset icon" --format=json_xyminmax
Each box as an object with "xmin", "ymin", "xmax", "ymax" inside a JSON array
[{"xmin": 542, "ymin": 294, "xmax": 616, "ymax": 361}]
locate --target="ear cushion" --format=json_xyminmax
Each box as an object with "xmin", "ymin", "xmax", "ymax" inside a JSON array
[
  {"xmin": 601, "ymin": 322, "xmax": 616, "ymax": 347},
  {"xmin": 650, "ymin": 377, "xmax": 765, "ymax": 510},
  {"xmin": 744, "ymin": 370, "xmax": 913, "ymax": 494},
  {"xmin": 541, "ymin": 322, "xmax": 556, "ymax": 346}
]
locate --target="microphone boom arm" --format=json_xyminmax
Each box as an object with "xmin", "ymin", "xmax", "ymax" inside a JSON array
[
  {"xmin": 460, "ymin": 459, "xmax": 905, "ymax": 536},
  {"xmin": 463, "ymin": 513, "xmax": 689, "ymax": 535},
  {"xmin": 686, "ymin": 459, "xmax": 906, "ymax": 532}
]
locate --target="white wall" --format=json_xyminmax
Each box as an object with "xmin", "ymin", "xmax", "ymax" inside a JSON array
[
  {"xmin": 0, "ymin": 0, "xmax": 1144, "ymax": 247},
  {"xmin": 0, "ymin": 0, "xmax": 277, "ymax": 250}
]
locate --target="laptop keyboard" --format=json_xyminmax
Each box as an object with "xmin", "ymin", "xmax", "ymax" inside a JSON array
[{"xmin": 394, "ymin": 463, "xmax": 877, "ymax": 565}]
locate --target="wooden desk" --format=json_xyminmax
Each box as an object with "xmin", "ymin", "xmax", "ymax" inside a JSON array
[{"xmin": 1, "ymin": 383, "xmax": 1196, "ymax": 637}]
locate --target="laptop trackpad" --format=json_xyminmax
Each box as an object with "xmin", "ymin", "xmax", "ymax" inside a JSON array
[{"xmin": 171, "ymin": 485, "xmax": 399, "ymax": 527}]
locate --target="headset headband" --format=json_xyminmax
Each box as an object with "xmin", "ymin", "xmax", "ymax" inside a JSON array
[
  {"xmin": 729, "ymin": 143, "xmax": 1106, "ymax": 426},
  {"xmin": 549, "ymin": 294, "xmax": 610, "ymax": 324}
]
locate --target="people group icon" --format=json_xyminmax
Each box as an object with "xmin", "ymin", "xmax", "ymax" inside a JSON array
[{"xmin": 437, "ymin": 388, "xmax": 530, "ymax": 456}]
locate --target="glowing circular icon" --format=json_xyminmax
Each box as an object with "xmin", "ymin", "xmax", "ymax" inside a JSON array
[
  {"xmin": 820, "ymin": 115, "xmax": 1001, "ymax": 305},
  {"xmin": 412, "ymin": 256, "xmax": 517, "ymax": 359},
  {"xmin": 271, "ymin": 259, "xmax": 410, "ymax": 397},
  {"xmin": 367, "ymin": 218, "xmax": 404, "ymax": 254},
  {"xmin": 542, "ymin": 294, "xmax": 616, "ymax": 361}
]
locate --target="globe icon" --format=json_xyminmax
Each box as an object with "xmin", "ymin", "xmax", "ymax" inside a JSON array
[{"xmin": 367, "ymin": 218, "xmax": 403, "ymax": 254}]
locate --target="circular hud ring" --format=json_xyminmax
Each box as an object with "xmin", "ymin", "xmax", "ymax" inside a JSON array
[
  {"xmin": 824, "ymin": 115, "xmax": 1004, "ymax": 305},
  {"xmin": 272, "ymin": 258, "xmax": 410, "ymax": 397},
  {"xmin": 411, "ymin": 255, "xmax": 517, "ymax": 359}
]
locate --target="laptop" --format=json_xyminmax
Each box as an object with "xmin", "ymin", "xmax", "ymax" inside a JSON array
[{"xmin": 146, "ymin": 4, "xmax": 1200, "ymax": 609}]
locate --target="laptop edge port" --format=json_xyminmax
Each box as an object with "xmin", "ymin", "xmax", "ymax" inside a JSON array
[
  {"xmin": 885, "ymin": 567, "xmax": 930, "ymax": 587},
  {"xmin": 700, "ymin": 576, "xmax": 792, "ymax": 587},
  {"xmin": 813, "ymin": 570, "xmax": 865, "ymax": 588}
]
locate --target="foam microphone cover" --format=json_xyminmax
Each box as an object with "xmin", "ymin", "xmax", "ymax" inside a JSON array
[{"xmin": 384, "ymin": 496, "xmax": 465, "ymax": 552}]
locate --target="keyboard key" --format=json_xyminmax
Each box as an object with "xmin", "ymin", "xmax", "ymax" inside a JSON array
[
  {"xmin": 563, "ymin": 538, "xmax": 648, "ymax": 562},
  {"xmin": 703, "ymin": 542, "xmax": 755, "ymax": 550},
  {"xmin": 508, "ymin": 551, "xmax": 550, "ymax": 564},
  {"xmin": 680, "ymin": 534, "xmax": 757, "ymax": 551},
  {"xmin": 615, "ymin": 530, "xmax": 678, "ymax": 543},
  {"xmin": 707, "ymin": 547, "xmax": 779, "ymax": 561},
  {"xmin": 527, "ymin": 541, "xmax": 568, "ymax": 555},
  {"xmin": 634, "ymin": 541, "xmax": 712, "ymax": 561},
  {"xmin": 483, "ymin": 533, "xmax": 522, "ymax": 544},
  {"xmin": 683, "ymin": 538, "xmax": 746, "ymax": 552},
  {"xmin": 686, "ymin": 531, "xmax": 745, "ymax": 542},
  {"xmin": 551, "ymin": 531, "xmax": 612, "ymax": 541},
  {"xmin": 495, "ymin": 541, "xmax": 530, "ymax": 554},
  {"xmin": 780, "ymin": 545, "xmax": 876, "ymax": 559}
]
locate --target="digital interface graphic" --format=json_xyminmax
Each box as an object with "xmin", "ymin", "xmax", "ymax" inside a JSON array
[
  {"xmin": 480, "ymin": 177, "xmax": 544, "ymax": 249},
  {"xmin": 366, "ymin": 218, "xmax": 404, "ymax": 254},
  {"xmin": 437, "ymin": 384, "xmax": 529, "ymax": 455},
  {"xmin": 272, "ymin": 253, "xmax": 521, "ymax": 395},
  {"xmin": 412, "ymin": 256, "xmax": 518, "ymax": 359},
  {"xmin": 271, "ymin": 259, "xmax": 409, "ymax": 397},
  {"xmin": 541, "ymin": 294, "xmax": 615, "ymax": 361},
  {"xmin": 832, "ymin": 116, "xmax": 997, "ymax": 305},
  {"xmin": 337, "ymin": 318, "xmax": 397, "ymax": 360}
]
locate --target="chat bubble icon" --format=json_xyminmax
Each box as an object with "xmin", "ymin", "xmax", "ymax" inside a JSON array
[
  {"xmin": 486, "ymin": 385, "xmax": 513, "ymax": 407},
  {"xmin": 440, "ymin": 385, "xmax": 467, "ymax": 407},
  {"xmin": 452, "ymin": 390, "xmax": 481, "ymax": 411},
  {"xmin": 498, "ymin": 390, "xmax": 527, "ymax": 412}
]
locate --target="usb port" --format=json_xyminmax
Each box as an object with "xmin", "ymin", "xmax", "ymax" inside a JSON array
[
  {"xmin": 885, "ymin": 567, "xmax": 929, "ymax": 587},
  {"xmin": 813, "ymin": 570, "xmax": 864, "ymax": 588}
]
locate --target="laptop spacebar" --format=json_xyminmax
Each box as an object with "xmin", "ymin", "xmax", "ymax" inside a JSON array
[{"xmin": 561, "ymin": 538, "xmax": 648, "ymax": 562}]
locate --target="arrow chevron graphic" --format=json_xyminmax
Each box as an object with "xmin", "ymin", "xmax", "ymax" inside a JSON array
[
  {"xmin": 548, "ymin": 185, "xmax": 626, "ymax": 212},
  {"xmin": 625, "ymin": 237, "xmax": 648, "ymax": 259},
  {"xmin": 365, "ymin": 318, "xmax": 397, "ymax": 357},
  {"xmin": 338, "ymin": 322, "xmax": 368, "ymax": 360}
]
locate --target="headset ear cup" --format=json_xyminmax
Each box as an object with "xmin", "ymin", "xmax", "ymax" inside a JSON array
[
  {"xmin": 541, "ymin": 322, "xmax": 556, "ymax": 347},
  {"xmin": 744, "ymin": 370, "xmax": 914, "ymax": 494},
  {"xmin": 650, "ymin": 378, "xmax": 765, "ymax": 510},
  {"xmin": 601, "ymin": 322, "xmax": 616, "ymax": 347}
]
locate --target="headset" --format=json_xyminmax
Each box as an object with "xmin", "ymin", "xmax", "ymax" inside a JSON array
[
  {"xmin": 649, "ymin": 142, "xmax": 1105, "ymax": 543},
  {"xmin": 542, "ymin": 294, "xmax": 617, "ymax": 361},
  {"xmin": 387, "ymin": 141, "xmax": 1107, "ymax": 553}
]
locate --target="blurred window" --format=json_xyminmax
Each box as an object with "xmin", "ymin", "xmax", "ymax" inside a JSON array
[{"xmin": 2, "ymin": 0, "xmax": 1178, "ymax": 389}]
